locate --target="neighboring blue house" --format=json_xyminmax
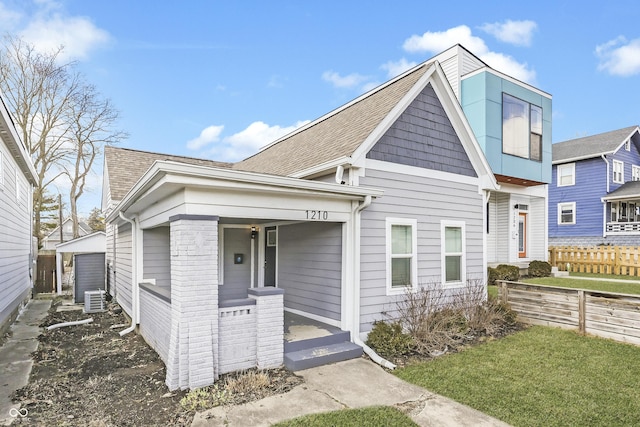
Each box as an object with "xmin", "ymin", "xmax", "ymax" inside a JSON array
[
  {"xmin": 433, "ymin": 46, "xmax": 552, "ymax": 266},
  {"xmin": 549, "ymin": 125, "xmax": 640, "ymax": 246}
]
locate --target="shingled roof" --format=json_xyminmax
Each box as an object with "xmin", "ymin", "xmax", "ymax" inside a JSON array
[
  {"xmin": 233, "ymin": 63, "xmax": 431, "ymax": 176},
  {"xmin": 553, "ymin": 125, "xmax": 640, "ymax": 163},
  {"xmin": 104, "ymin": 145, "xmax": 233, "ymax": 202}
]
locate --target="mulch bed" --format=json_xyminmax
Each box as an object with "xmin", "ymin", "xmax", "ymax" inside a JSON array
[{"xmin": 10, "ymin": 297, "xmax": 302, "ymax": 426}]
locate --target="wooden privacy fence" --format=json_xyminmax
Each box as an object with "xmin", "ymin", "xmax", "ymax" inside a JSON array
[
  {"xmin": 549, "ymin": 246, "xmax": 640, "ymax": 276},
  {"xmin": 498, "ymin": 281, "xmax": 640, "ymax": 346}
]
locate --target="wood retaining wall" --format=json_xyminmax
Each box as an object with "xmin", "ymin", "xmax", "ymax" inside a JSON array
[{"xmin": 498, "ymin": 281, "xmax": 640, "ymax": 346}]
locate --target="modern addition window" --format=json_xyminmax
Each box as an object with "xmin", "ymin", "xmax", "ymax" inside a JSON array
[
  {"xmin": 558, "ymin": 202, "xmax": 576, "ymax": 225},
  {"xmin": 441, "ymin": 220, "xmax": 466, "ymax": 286},
  {"xmin": 386, "ymin": 218, "xmax": 417, "ymax": 294},
  {"xmin": 613, "ymin": 160, "xmax": 624, "ymax": 184},
  {"xmin": 632, "ymin": 165, "xmax": 640, "ymax": 181},
  {"xmin": 557, "ymin": 163, "xmax": 575, "ymax": 187},
  {"xmin": 502, "ymin": 93, "xmax": 543, "ymax": 161}
]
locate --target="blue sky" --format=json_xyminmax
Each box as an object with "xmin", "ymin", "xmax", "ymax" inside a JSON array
[{"xmin": 2, "ymin": 0, "xmax": 640, "ymax": 215}]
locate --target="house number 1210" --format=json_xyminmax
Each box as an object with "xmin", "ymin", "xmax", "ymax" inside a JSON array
[{"xmin": 306, "ymin": 210, "xmax": 328, "ymax": 220}]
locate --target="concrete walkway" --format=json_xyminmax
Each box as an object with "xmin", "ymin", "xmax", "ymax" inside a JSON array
[
  {"xmin": 0, "ymin": 298, "xmax": 51, "ymax": 426},
  {"xmin": 192, "ymin": 358, "xmax": 510, "ymax": 427}
]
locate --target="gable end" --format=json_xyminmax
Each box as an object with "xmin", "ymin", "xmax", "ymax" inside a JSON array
[{"xmin": 366, "ymin": 83, "xmax": 477, "ymax": 177}]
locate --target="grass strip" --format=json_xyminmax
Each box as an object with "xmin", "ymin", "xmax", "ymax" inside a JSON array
[
  {"xmin": 272, "ymin": 406, "xmax": 417, "ymax": 427},
  {"xmin": 522, "ymin": 276, "xmax": 640, "ymax": 295}
]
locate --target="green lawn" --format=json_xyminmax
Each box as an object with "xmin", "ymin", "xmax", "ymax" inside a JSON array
[
  {"xmin": 272, "ymin": 406, "xmax": 417, "ymax": 427},
  {"xmin": 522, "ymin": 276, "xmax": 640, "ymax": 295},
  {"xmin": 570, "ymin": 272, "xmax": 640, "ymax": 281},
  {"xmin": 395, "ymin": 326, "xmax": 640, "ymax": 427}
]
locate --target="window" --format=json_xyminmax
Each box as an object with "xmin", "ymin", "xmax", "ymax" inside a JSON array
[
  {"xmin": 633, "ymin": 165, "xmax": 640, "ymax": 181},
  {"xmin": 613, "ymin": 160, "xmax": 624, "ymax": 184},
  {"xmin": 558, "ymin": 202, "xmax": 576, "ymax": 225},
  {"xmin": 502, "ymin": 93, "xmax": 543, "ymax": 161},
  {"xmin": 441, "ymin": 220, "xmax": 466, "ymax": 286},
  {"xmin": 386, "ymin": 218, "xmax": 417, "ymax": 294},
  {"xmin": 557, "ymin": 163, "xmax": 575, "ymax": 186},
  {"xmin": 611, "ymin": 202, "xmax": 618, "ymax": 222},
  {"xmin": 625, "ymin": 139, "xmax": 631, "ymax": 151}
]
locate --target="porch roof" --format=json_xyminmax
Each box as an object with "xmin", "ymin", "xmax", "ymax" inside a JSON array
[
  {"xmin": 602, "ymin": 181, "xmax": 640, "ymax": 201},
  {"xmin": 106, "ymin": 160, "xmax": 384, "ymax": 225}
]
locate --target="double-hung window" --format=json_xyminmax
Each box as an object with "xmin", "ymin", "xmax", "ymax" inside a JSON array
[
  {"xmin": 558, "ymin": 202, "xmax": 576, "ymax": 225},
  {"xmin": 613, "ymin": 160, "xmax": 624, "ymax": 184},
  {"xmin": 386, "ymin": 218, "xmax": 417, "ymax": 294},
  {"xmin": 632, "ymin": 165, "xmax": 640, "ymax": 181},
  {"xmin": 441, "ymin": 220, "xmax": 466, "ymax": 286},
  {"xmin": 557, "ymin": 163, "xmax": 575, "ymax": 186},
  {"xmin": 502, "ymin": 93, "xmax": 543, "ymax": 161}
]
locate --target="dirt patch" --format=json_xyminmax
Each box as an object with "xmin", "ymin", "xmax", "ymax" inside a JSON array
[{"xmin": 11, "ymin": 297, "xmax": 302, "ymax": 426}]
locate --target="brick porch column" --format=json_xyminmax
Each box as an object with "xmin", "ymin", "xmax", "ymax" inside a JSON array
[
  {"xmin": 166, "ymin": 215, "xmax": 219, "ymax": 390},
  {"xmin": 248, "ymin": 287, "xmax": 284, "ymax": 369}
]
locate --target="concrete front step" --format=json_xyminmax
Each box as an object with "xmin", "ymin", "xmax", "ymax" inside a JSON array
[
  {"xmin": 284, "ymin": 330, "xmax": 351, "ymax": 353},
  {"xmin": 284, "ymin": 341, "xmax": 363, "ymax": 371}
]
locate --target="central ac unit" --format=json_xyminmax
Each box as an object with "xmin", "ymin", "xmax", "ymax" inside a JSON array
[{"xmin": 84, "ymin": 290, "xmax": 106, "ymax": 313}]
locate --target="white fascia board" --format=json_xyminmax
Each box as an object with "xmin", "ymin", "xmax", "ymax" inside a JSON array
[
  {"xmin": 108, "ymin": 160, "xmax": 383, "ymax": 221},
  {"xmin": 365, "ymin": 159, "xmax": 480, "ymax": 187},
  {"xmin": 289, "ymin": 156, "xmax": 352, "ymax": 179},
  {"xmin": 462, "ymin": 67, "xmax": 552, "ymax": 99},
  {"xmin": 552, "ymin": 152, "xmax": 614, "ymax": 165}
]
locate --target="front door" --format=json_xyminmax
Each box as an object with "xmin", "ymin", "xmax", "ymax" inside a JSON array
[
  {"xmin": 518, "ymin": 213, "xmax": 527, "ymax": 258},
  {"xmin": 264, "ymin": 226, "xmax": 277, "ymax": 286}
]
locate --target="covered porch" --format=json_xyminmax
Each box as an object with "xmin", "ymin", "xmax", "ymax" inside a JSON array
[
  {"xmin": 110, "ymin": 160, "xmax": 382, "ymax": 390},
  {"xmin": 603, "ymin": 181, "xmax": 640, "ymax": 236}
]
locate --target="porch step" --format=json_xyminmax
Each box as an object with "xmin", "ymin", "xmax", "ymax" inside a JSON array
[
  {"xmin": 284, "ymin": 341, "xmax": 363, "ymax": 371},
  {"xmin": 284, "ymin": 330, "xmax": 351, "ymax": 353}
]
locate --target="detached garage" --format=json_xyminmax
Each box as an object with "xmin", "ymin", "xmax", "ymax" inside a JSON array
[{"xmin": 55, "ymin": 232, "xmax": 106, "ymax": 303}]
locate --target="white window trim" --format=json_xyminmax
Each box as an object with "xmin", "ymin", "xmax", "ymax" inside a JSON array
[
  {"xmin": 557, "ymin": 202, "xmax": 576, "ymax": 225},
  {"xmin": 613, "ymin": 160, "xmax": 624, "ymax": 184},
  {"xmin": 441, "ymin": 220, "xmax": 466, "ymax": 288},
  {"xmin": 385, "ymin": 217, "xmax": 418, "ymax": 295},
  {"xmin": 625, "ymin": 139, "xmax": 631, "ymax": 151},
  {"xmin": 632, "ymin": 165, "xmax": 640, "ymax": 182},
  {"xmin": 557, "ymin": 163, "xmax": 575, "ymax": 187}
]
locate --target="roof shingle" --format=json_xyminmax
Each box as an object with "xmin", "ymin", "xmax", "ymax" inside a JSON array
[{"xmin": 553, "ymin": 125, "xmax": 639, "ymax": 163}]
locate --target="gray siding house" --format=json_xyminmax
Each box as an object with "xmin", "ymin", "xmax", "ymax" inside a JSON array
[
  {"xmin": 103, "ymin": 52, "xmax": 498, "ymax": 390},
  {"xmin": 0, "ymin": 92, "xmax": 37, "ymax": 335}
]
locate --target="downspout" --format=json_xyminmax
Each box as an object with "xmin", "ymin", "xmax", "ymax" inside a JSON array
[
  {"xmin": 350, "ymin": 195, "xmax": 397, "ymax": 370},
  {"xmin": 118, "ymin": 211, "xmax": 138, "ymax": 336},
  {"xmin": 602, "ymin": 155, "xmax": 610, "ymax": 238}
]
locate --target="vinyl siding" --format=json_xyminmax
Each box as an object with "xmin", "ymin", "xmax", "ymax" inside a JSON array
[
  {"xmin": 143, "ymin": 227, "xmax": 170, "ymax": 288},
  {"xmin": 114, "ymin": 223, "xmax": 133, "ymax": 316},
  {"xmin": 359, "ymin": 168, "xmax": 484, "ymax": 333},
  {"xmin": 367, "ymin": 84, "xmax": 477, "ymax": 178},
  {"xmin": 278, "ymin": 222, "xmax": 342, "ymax": 322},
  {"xmin": 74, "ymin": 253, "xmax": 106, "ymax": 303},
  {"xmin": 0, "ymin": 141, "xmax": 32, "ymax": 331},
  {"xmin": 549, "ymin": 157, "xmax": 607, "ymax": 238},
  {"xmin": 220, "ymin": 227, "xmax": 252, "ymax": 301}
]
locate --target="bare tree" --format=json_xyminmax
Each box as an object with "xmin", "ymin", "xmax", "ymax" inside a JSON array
[
  {"xmin": 0, "ymin": 35, "xmax": 79, "ymax": 247},
  {"xmin": 64, "ymin": 83, "xmax": 126, "ymax": 238}
]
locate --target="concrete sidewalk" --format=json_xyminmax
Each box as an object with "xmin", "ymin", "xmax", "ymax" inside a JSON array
[
  {"xmin": 0, "ymin": 298, "xmax": 51, "ymax": 426},
  {"xmin": 192, "ymin": 358, "xmax": 510, "ymax": 427}
]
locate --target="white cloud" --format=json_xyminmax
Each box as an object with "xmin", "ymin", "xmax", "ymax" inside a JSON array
[
  {"xmin": 20, "ymin": 14, "xmax": 111, "ymax": 60},
  {"xmin": 322, "ymin": 70, "xmax": 370, "ymax": 89},
  {"xmin": 479, "ymin": 20, "xmax": 537, "ymax": 46},
  {"xmin": 192, "ymin": 120, "xmax": 310, "ymax": 162},
  {"xmin": 480, "ymin": 51, "xmax": 536, "ymax": 83},
  {"xmin": 596, "ymin": 36, "xmax": 640, "ymax": 77},
  {"xmin": 381, "ymin": 58, "xmax": 417, "ymax": 78},
  {"xmin": 403, "ymin": 25, "xmax": 488, "ymax": 55},
  {"xmin": 187, "ymin": 125, "xmax": 224, "ymax": 150},
  {"xmin": 0, "ymin": 2, "xmax": 22, "ymax": 30},
  {"xmin": 401, "ymin": 25, "xmax": 536, "ymax": 84}
]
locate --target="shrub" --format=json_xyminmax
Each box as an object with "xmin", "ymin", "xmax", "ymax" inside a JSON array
[
  {"xmin": 528, "ymin": 260, "xmax": 552, "ymax": 277},
  {"xmin": 488, "ymin": 264, "xmax": 520, "ymax": 285},
  {"xmin": 366, "ymin": 321, "xmax": 414, "ymax": 358}
]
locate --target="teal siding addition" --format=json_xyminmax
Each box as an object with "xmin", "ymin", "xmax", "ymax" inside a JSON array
[{"xmin": 461, "ymin": 71, "xmax": 552, "ymax": 183}]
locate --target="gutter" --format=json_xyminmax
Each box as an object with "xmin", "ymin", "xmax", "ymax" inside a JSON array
[
  {"xmin": 118, "ymin": 211, "xmax": 138, "ymax": 337},
  {"xmin": 350, "ymin": 195, "xmax": 397, "ymax": 370}
]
